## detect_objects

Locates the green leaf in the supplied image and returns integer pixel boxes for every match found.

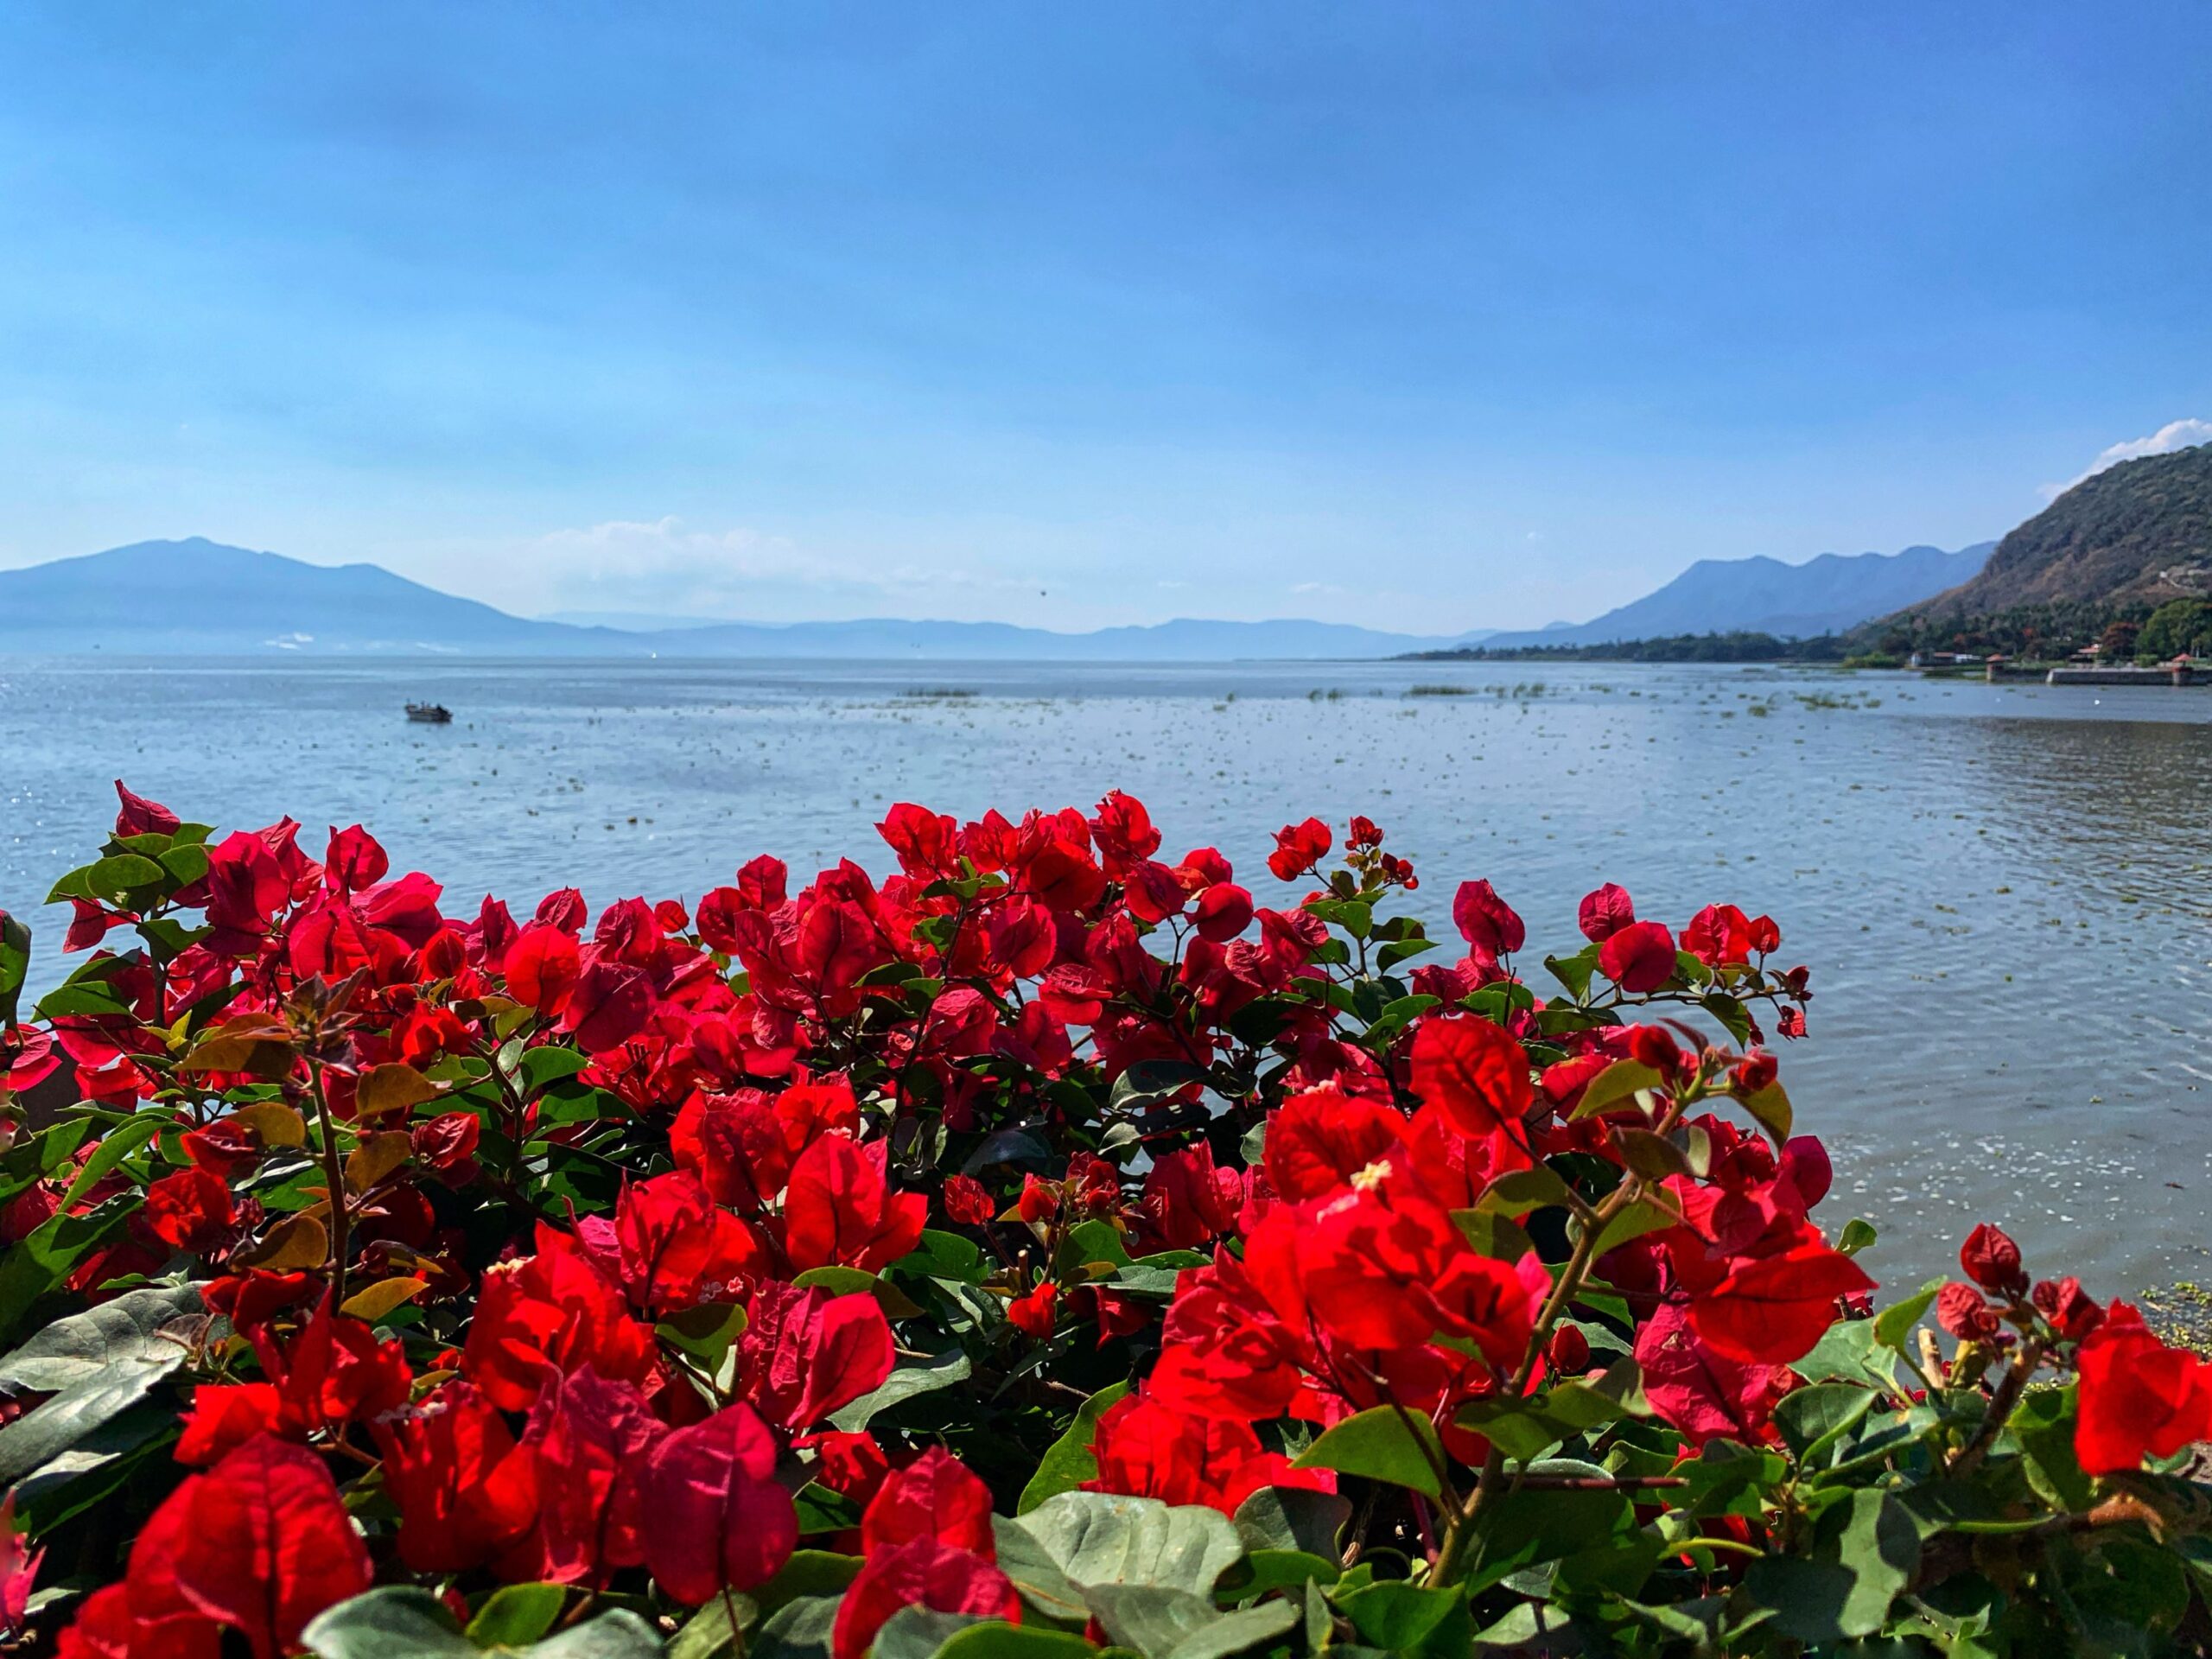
[1569,1058,1662,1120]
[1214,1549,1338,1605]
[1339,1581,1468,1656]
[1586,1198,1677,1258]
[1230,1486,1351,1560]
[931,1625,1099,1659]
[303,1586,663,1658]
[1544,945,1600,1001]
[518,1046,594,1094]
[791,1265,878,1298]
[874,1608,987,1659]
[2012,1384,2094,1513]
[84,854,166,902]
[669,1594,757,1659]
[1474,1164,1573,1217]
[1732,1078,1794,1143]
[1461,1358,1648,1461]
[1466,1458,1635,1593]
[1773,1383,1877,1464]
[896,1230,988,1287]
[1872,1277,1945,1351]
[1018,1380,1130,1513]
[0,911,29,1027]
[994,1493,1246,1623]
[59,1114,165,1211]
[1083,1586,1297,1659]
[0,1282,202,1393]
[0,1193,143,1342]
[753,1552,863,1618]
[1795,1316,1902,1395]
[1836,1217,1878,1257]
[1742,1490,1917,1642]
[1699,991,1752,1046]
[753,1598,842,1659]
[0,1284,204,1483]
[1451,1209,1535,1264]
[1292,1405,1446,1499]
[467,1585,569,1650]
[828,1345,971,1431]
[1109,1060,1207,1113]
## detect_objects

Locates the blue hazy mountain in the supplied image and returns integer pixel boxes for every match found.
[0,539,1466,659]
[1476,543,1997,648]
[0,538,574,654]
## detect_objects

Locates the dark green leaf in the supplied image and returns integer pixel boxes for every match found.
[828,1346,970,1431]
[1230,1486,1351,1560]
[1019,1381,1130,1514]
[1292,1405,1446,1498]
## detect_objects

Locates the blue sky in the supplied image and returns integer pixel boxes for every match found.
[2,3,2208,632]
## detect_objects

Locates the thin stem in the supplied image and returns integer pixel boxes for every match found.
[308,1061,351,1310]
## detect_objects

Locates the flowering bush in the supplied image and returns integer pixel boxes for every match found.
[0,783,2202,1656]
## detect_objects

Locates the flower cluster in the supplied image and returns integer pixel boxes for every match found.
[0,783,2199,1657]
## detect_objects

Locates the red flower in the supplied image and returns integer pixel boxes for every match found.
[1688,1244,1874,1365]
[943,1174,995,1227]
[1263,1089,1407,1203]
[113,780,181,836]
[639,1402,799,1603]
[1266,818,1332,882]
[463,1225,658,1411]
[1408,1015,1534,1164]
[505,924,582,1015]
[85,1433,371,1659]
[521,1367,664,1585]
[2075,1301,2212,1475]
[1008,1282,1059,1339]
[833,1539,1020,1659]
[1016,1173,1060,1224]
[1636,1300,1796,1446]
[143,1168,237,1255]
[1141,1142,1241,1250]
[1192,882,1255,944]
[1577,883,1635,943]
[1682,904,1755,968]
[560,957,654,1053]
[784,1133,926,1274]
[599,1169,764,1315]
[1960,1223,2026,1296]
[861,1446,995,1557]
[1452,879,1525,956]
[734,1282,895,1430]
[372,1382,538,1573]
[1598,920,1676,994]
[1089,1393,1333,1515]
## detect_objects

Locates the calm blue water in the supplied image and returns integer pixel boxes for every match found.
[4,654,2209,1298]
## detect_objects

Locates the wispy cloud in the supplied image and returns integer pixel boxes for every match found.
[2042,418,2212,499]
[497,517,1025,620]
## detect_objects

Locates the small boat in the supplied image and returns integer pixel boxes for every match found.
[404,702,453,724]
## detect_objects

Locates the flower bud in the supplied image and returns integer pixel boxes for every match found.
[1936,1281,2001,1343]
[1959,1224,2026,1296]
[1548,1325,1591,1374]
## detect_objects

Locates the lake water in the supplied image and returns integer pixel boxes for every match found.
[4,654,2209,1300]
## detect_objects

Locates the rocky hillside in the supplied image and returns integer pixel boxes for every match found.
[1911,442,2212,617]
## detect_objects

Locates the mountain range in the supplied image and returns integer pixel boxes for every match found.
[1478,543,1995,649]
[0,533,1994,660]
